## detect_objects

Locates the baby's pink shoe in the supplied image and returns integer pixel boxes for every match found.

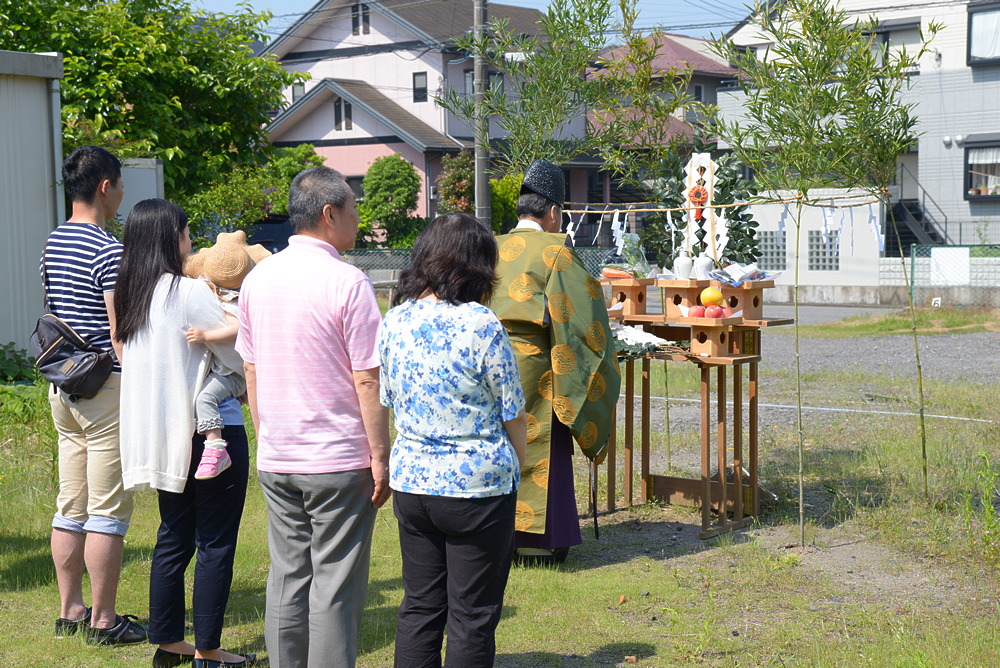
[195,440,231,480]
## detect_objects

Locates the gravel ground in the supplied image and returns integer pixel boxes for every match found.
[758,330,1000,383]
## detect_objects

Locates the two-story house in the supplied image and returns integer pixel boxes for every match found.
[715,0,1000,304]
[260,0,550,219]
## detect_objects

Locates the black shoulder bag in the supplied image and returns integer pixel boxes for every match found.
[29,247,116,400]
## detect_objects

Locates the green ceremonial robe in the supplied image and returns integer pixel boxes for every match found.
[491,229,621,535]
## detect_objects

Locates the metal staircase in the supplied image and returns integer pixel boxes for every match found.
[883,163,948,258]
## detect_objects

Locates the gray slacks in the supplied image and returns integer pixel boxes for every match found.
[259,468,377,668]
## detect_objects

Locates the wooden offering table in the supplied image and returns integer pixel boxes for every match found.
[600,277,792,539]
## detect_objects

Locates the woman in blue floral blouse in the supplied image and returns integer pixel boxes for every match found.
[378,213,527,667]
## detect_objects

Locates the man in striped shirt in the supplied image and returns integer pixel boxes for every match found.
[42,145,146,646]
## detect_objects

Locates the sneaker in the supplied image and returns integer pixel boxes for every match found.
[55,607,91,637]
[195,444,231,480]
[86,614,147,646]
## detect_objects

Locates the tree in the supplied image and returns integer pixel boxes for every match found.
[359,154,425,248]
[490,175,520,234]
[711,0,940,544]
[437,0,692,189]
[3,0,305,198]
[265,144,327,215]
[436,151,476,215]
[183,144,326,245]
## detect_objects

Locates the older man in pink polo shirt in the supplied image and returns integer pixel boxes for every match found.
[237,166,390,668]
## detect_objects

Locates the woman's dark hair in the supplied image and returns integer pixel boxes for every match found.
[114,199,189,344]
[393,213,498,307]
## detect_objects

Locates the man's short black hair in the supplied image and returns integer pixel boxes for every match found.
[62,146,122,205]
[516,192,559,220]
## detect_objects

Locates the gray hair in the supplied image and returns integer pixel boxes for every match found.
[288,166,352,233]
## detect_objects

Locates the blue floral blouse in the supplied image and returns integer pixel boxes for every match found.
[378,299,525,498]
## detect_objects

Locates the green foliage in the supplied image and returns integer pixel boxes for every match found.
[643,130,760,268]
[589,4,693,189]
[490,174,521,234]
[183,166,276,246]
[964,454,1000,565]
[437,0,616,178]
[0,383,49,425]
[181,144,325,245]
[710,0,940,201]
[3,0,306,199]
[265,144,327,215]
[436,151,475,215]
[0,343,36,384]
[437,0,691,186]
[359,154,425,248]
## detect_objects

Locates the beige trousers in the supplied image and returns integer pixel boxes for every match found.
[49,373,134,535]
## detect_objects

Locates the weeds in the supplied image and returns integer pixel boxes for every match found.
[963,453,1000,564]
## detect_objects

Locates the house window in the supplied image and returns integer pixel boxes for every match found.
[291,83,305,103]
[362,3,370,34]
[344,101,353,130]
[413,72,428,103]
[965,142,1000,199]
[335,99,343,131]
[489,71,504,96]
[692,84,703,102]
[464,69,474,97]
[346,177,364,203]
[352,4,359,35]
[808,230,839,271]
[758,231,787,271]
[969,3,1000,66]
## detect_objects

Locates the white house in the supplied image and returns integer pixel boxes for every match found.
[717,0,1000,305]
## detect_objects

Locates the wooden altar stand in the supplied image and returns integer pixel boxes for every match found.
[600,277,792,539]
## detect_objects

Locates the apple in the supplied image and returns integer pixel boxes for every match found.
[705,305,724,319]
[689,305,706,318]
[700,287,724,306]
[722,307,733,318]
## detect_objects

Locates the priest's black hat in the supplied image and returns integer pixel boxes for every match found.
[520,159,565,208]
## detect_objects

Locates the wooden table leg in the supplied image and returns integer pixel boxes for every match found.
[750,359,759,517]
[733,364,744,523]
[641,357,650,504]
[700,365,710,532]
[608,404,616,512]
[624,359,634,507]
[717,365,727,529]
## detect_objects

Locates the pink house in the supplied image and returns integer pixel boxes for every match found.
[260,0,544,218]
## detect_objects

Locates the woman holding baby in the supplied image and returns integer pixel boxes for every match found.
[115,199,258,668]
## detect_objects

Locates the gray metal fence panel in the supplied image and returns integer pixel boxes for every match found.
[910,244,1000,308]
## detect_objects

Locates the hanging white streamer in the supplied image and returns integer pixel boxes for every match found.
[715,211,729,261]
[821,199,833,255]
[613,209,626,255]
[835,207,844,255]
[848,206,855,256]
[563,210,576,244]
[777,205,788,246]
[592,205,610,246]
[868,203,883,251]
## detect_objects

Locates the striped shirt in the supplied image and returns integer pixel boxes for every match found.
[39,222,122,370]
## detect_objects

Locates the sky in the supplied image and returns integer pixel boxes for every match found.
[194,0,753,43]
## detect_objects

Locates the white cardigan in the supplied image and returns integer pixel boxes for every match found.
[120,275,244,493]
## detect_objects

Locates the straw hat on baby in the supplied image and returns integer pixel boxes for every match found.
[183,230,272,289]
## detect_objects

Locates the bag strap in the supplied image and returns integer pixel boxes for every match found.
[40,244,53,315]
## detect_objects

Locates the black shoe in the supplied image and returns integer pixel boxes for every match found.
[192,654,256,668]
[153,648,196,668]
[55,607,92,637]
[86,614,148,646]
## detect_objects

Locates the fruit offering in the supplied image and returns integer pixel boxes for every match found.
[700,287,724,306]
[704,305,724,319]
[689,305,706,318]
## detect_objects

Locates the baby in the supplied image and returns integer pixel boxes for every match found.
[183,231,270,479]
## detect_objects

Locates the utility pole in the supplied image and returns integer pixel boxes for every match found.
[474,0,491,229]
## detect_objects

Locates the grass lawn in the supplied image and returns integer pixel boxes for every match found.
[775,306,1000,338]
[4,310,1000,666]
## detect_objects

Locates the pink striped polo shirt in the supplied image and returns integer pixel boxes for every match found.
[236,235,382,474]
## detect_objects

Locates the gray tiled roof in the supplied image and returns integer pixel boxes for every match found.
[381,0,543,44]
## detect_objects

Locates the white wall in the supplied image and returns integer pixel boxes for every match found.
[0,51,63,350]
[117,159,164,224]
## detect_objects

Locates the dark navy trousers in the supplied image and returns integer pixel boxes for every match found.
[148,425,249,650]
